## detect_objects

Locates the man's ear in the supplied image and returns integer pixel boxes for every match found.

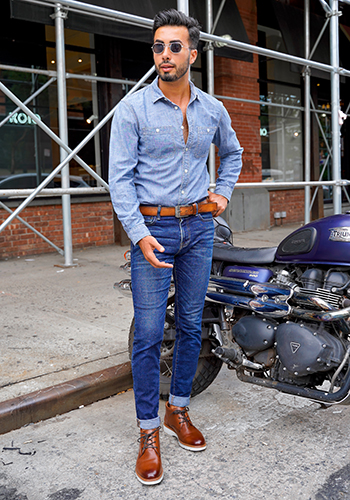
[190,49,198,65]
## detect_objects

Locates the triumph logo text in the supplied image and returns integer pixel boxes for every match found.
[329,227,350,242]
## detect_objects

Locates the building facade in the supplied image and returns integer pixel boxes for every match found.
[1,0,350,258]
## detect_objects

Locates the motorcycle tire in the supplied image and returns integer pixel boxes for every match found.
[128,297,223,400]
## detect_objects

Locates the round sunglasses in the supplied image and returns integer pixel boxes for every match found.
[151,42,192,54]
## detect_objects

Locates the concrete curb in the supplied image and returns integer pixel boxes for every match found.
[0,362,133,435]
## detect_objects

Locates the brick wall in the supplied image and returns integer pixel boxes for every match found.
[215,0,262,183]
[1,0,307,260]
[269,189,305,226]
[215,0,305,226]
[0,200,114,260]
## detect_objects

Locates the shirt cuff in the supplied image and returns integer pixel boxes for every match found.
[128,223,151,246]
[214,186,233,202]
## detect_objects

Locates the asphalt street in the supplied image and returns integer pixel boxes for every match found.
[1,221,350,499]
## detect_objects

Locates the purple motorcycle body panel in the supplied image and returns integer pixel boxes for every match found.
[223,265,274,283]
[275,213,350,265]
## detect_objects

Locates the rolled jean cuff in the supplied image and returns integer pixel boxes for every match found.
[169,393,190,408]
[137,416,161,430]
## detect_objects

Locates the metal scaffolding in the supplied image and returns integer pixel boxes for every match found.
[1,0,350,263]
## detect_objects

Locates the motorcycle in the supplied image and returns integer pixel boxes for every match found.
[118,212,350,405]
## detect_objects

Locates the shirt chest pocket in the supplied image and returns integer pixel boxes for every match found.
[141,126,176,160]
[193,126,217,159]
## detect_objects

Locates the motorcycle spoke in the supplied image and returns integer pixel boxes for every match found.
[161,360,173,378]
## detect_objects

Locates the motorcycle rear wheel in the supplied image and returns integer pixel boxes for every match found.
[128,298,223,400]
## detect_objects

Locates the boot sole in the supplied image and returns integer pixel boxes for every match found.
[135,469,164,486]
[163,424,207,452]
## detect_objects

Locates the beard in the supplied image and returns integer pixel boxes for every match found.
[156,55,190,82]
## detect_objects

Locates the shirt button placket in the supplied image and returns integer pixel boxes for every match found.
[181,137,189,203]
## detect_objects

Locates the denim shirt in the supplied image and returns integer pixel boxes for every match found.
[109,77,243,245]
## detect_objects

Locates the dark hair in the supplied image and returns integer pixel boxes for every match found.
[153,9,201,49]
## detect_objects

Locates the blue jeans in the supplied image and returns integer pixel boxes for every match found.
[131,212,214,430]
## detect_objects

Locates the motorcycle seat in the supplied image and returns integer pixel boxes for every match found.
[213,242,277,265]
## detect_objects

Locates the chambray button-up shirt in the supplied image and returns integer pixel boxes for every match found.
[109,77,243,245]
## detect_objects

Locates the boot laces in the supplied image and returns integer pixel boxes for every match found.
[172,407,192,426]
[138,427,160,454]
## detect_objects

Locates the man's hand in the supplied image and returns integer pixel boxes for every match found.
[208,191,228,217]
[138,235,173,269]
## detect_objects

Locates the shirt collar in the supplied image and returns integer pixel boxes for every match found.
[151,76,200,104]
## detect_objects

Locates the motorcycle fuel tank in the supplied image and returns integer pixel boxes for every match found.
[276,213,350,265]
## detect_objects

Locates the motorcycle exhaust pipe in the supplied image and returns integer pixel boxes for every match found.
[291,302,350,322]
[292,295,350,334]
[236,369,350,405]
[208,289,350,323]
[206,291,291,317]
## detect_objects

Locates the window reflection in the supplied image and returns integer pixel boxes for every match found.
[258,25,303,184]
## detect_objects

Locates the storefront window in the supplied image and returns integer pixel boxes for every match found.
[0,26,99,190]
[45,26,99,186]
[260,84,303,182]
[0,70,52,183]
[259,26,303,183]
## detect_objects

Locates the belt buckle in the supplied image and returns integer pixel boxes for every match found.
[175,204,189,218]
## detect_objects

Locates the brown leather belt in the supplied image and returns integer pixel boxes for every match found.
[139,200,217,218]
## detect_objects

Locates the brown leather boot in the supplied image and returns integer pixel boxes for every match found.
[164,402,206,451]
[135,427,163,485]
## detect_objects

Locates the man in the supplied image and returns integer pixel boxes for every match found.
[109,9,243,485]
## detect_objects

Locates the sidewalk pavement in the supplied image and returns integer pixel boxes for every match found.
[1,222,350,499]
[0,221,301,404]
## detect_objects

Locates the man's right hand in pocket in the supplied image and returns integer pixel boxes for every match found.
[138,236,173,269]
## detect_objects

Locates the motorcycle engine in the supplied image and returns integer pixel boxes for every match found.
[232,315,276,356]
[274,267,349,381]
[232,316,345,379]
[275,322,345,377]
[297,267,350,309]
[227,266,350,383]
